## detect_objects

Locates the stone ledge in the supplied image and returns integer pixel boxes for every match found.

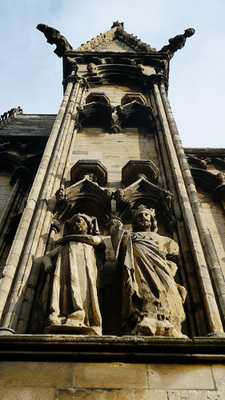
[0,335,224,362]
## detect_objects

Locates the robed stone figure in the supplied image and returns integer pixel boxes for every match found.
[30,213,104,335]
[110,205,186,337]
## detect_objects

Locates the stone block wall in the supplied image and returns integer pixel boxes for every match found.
[70,83,157,184]
[71,129,157,184]
[0,361,224,399]
[86,84,139,106]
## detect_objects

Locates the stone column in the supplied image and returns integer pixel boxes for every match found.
[16,79,86,334]
[0,73,86,334]
[159,80,225,328]
[151,77,224,335]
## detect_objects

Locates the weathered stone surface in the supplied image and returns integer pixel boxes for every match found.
[132,390,168,400]
[57,389,225,400]
[72,129,158,183]
[57,388,132,400]
[0,388,55,400]
[167,391,223,400]
[72,363,148,389]
[0,362,72,387]
[147,364,214,390]
[0,359,221,399]
[212,365,225,390]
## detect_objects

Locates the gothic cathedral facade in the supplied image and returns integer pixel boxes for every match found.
[0,22,224,399]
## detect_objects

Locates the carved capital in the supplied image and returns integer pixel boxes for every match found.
[114,170,175,231]
[122,160,159,186]
[71,160,108,186]
[147,73,167,89]
[78,77,90,88]
[51,218,61,232]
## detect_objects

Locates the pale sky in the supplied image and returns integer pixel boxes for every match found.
[0,0,224,147]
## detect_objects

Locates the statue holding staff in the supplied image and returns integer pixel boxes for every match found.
[110,205,186,336]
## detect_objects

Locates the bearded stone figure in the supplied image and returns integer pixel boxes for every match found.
[31,213,104,335]
[110,205,187,337]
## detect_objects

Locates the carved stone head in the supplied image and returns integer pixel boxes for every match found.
[184,28,195,38]
[55,185,65,201]
[132,204,158,232]
[216,172,225,185]
[66,213,99,235]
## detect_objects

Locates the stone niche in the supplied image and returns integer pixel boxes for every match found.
[28,158,186,339]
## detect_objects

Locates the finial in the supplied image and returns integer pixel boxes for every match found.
[111,21,124,30]
[0,106,23,126]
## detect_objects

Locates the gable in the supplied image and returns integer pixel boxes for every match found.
[76,22,155,53]
[91,39,135,53]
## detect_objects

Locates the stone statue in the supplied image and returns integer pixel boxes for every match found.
[87,63,97,74]
[36,24,72,57]
[159,28,195,58]
[31,213,104,335]
[110,106,121,133]
[110,205,186,337]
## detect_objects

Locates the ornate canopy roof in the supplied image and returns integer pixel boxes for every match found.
[37,21,195,58]
[36,22,195,89]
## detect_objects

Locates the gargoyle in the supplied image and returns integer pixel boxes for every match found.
[37,24,73,57]
[159,28,195,58]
